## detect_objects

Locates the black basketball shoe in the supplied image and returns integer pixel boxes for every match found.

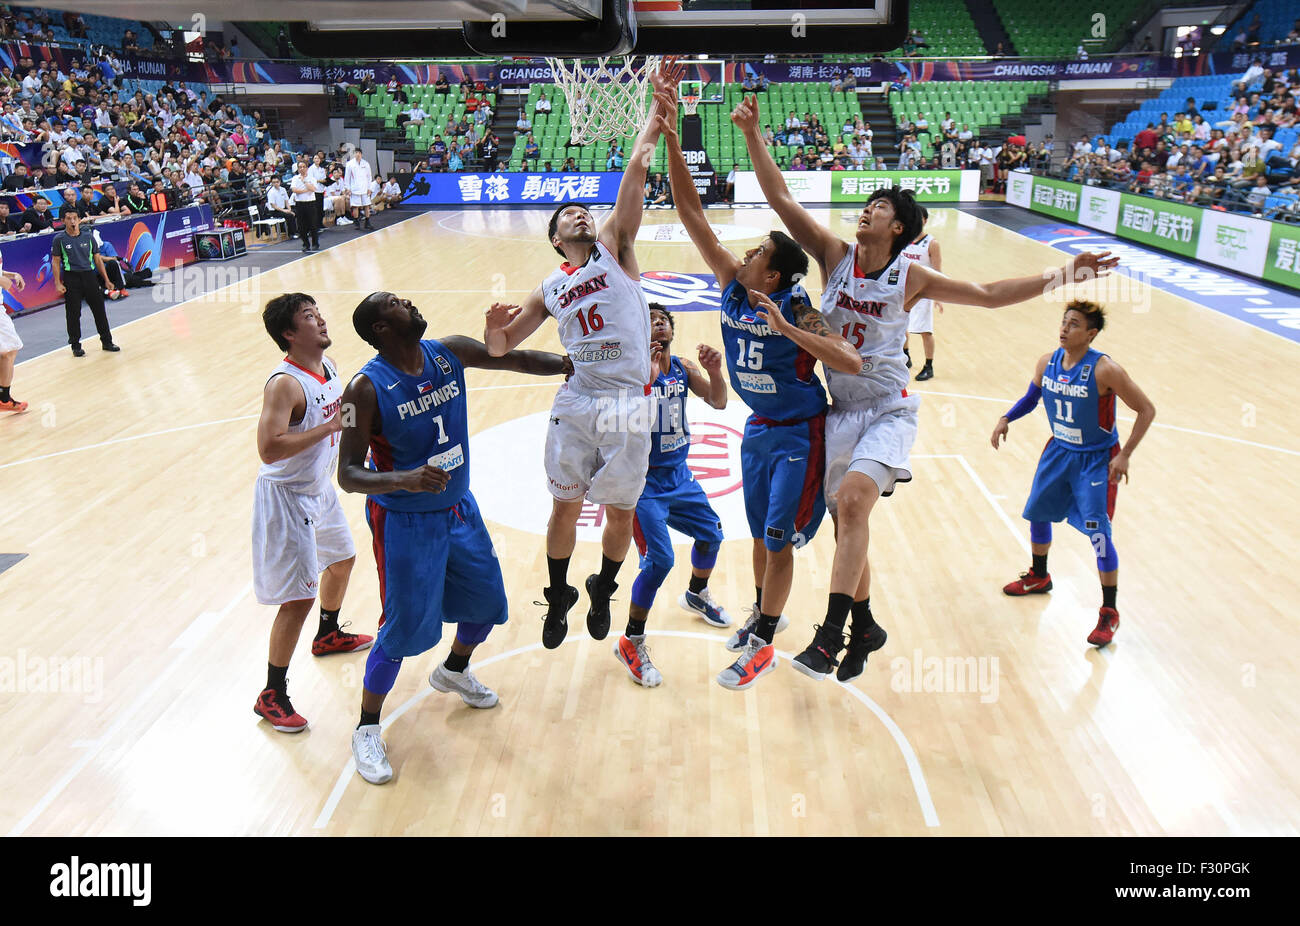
[585,574,618,641]
[792,624,847,680]
[837,622,888,683]
[539,584,579,649]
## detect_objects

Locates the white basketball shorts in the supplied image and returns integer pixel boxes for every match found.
[907,299,934,334]
[544,386,652,510]
[252,479,356,605]
[349,192,371,207]
[0,311,22,353]
[824,392,920,507]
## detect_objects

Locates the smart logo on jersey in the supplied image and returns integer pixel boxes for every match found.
[836,291,886,318]
[557,273,609,310]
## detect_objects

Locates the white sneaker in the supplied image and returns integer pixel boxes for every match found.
[351,724,392,784]
[613,633,663,687]
[725,604,790,652]
[336,216,353,226]
[429,662,499,708]
[679,587,733,627]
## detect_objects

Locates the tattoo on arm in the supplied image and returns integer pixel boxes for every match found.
[793,300,832,337]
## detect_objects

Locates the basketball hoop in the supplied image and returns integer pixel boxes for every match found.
[545,55,661,146]
[682,95,699,116]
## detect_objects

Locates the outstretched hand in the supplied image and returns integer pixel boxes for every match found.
[731,95,760,134]
[650,56,685,96]
[485,302,520,332]
[697,343,723,374]
[1067,250,1120,282]
[653,89,679,142]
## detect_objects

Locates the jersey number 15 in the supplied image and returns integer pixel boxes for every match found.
[734,338,764,370]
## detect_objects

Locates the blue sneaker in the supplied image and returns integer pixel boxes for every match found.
[725,605,790,652]
[679,588,732,628]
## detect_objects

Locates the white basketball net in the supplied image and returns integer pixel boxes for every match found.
[682,95,699,116]
[545,55,661,145]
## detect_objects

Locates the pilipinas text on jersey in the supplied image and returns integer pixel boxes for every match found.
[362,339,471,511]
[1040,347,1119,452]
[719,279,826,421]
[648,355,691,468]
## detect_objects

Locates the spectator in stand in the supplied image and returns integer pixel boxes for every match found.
[515,112,532,135]
[645,172,670,207]
[535,93,552,114]
[19,196,54,233]
[1135,123,1158,151]
[434,74,450,95]
[429,135,448,171]
[523,134,541,166]
[606,144,624,170]
[2,163,30,192]
[0,201,21,235]
[447,147,464,172]
[562,156,577,171]
[399,102,427,128]
[123,182,150,214]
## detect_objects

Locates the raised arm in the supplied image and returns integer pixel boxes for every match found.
[483,288,549,356]
[908,251,1120,309]
[750,288,861,374]
[442,334,571,377]
[683,344,727,409]
[336,372,449,496]
[657,88,741,287]
[599,56,684,271]
[1097,357,1156,483]
[733,94,848,277]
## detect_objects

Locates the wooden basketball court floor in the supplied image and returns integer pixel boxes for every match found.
[2,206,1297,837]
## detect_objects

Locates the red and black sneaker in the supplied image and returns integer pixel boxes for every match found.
[1003,570,1053,596]
[1088,607,1120,646]
[312,622,374,656]
[253,688,308,733]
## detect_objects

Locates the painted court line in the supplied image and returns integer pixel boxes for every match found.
[9,580,251,837]
[313,630,941,831]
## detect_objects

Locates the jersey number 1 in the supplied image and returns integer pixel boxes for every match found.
[575,305,604,336]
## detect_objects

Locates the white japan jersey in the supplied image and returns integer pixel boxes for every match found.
[257,357,343,496]
[819,245,912,406]
[901,234,933,268]
[543,240,651,395]
[901,233,935,311]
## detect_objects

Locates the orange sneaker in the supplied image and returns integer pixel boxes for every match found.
[614,633,662,687]
[0,398,28,413]
[1088,607,1120,646]
[1003,570,1053,596]
[312,623,374,656]
[716,635,777,690]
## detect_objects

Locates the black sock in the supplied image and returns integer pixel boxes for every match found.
[358,708,380,728]
[756,612,780,642]
[0,386,9,402]
[1102,584,1117,609]
[1032,553,1049,577]
[625,617,646,637]
[444,650,470,673]
[547,555,570,590]
[316,607,340,638]
[688,573,708,594]
[266,662,288,693]
[755,586,763,610]
[597,554,622,588]
[851,598,877,633]
[825,592,853,632]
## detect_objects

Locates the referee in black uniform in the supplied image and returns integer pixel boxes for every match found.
[51,208,119,357]
[290,160,321,252]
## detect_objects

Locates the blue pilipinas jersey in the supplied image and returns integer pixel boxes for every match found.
[1040,347,1119,452]
[719,279,826,421]
[648,355,691,469]
[363,340,470,511]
